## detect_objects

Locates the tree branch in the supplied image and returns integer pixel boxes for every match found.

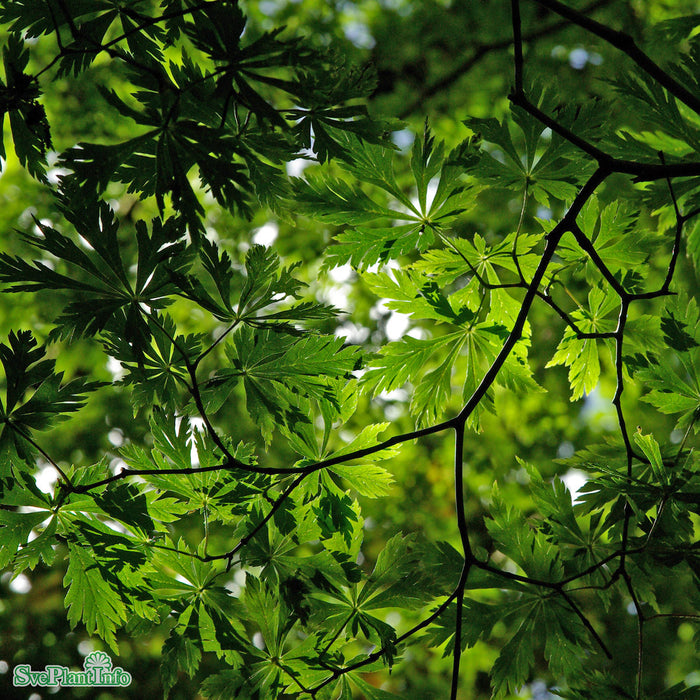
[530,0,700,116]
[398,0,615,119]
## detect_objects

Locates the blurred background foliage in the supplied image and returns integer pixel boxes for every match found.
[0,0,699,698]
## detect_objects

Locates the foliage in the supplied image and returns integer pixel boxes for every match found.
[1,1,700,699]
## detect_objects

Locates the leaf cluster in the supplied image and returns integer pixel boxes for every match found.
[0,2,700,700]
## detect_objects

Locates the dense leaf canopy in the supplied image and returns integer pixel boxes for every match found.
[1,1,700,699]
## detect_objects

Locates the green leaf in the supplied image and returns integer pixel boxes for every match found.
[103,314,202,412]
[329,462,395,497]
[557,196,658,282]
[422,597,499,655]
[486,488,563,581]
[13,516,59,573]
[224,326,360,442]
[661,314,699,352]
[633,429,668,485]
[410,335,464,426]
[0,508,50,569]
[55,10,119,77]
[0,331,102,462]
[608,71,700,156]
[327,424,397,497]
[639,294,700,431]
[362,332,461,397]
[161,628,203,698]
[244,576,285,653]
[413,231,541,288]
[297,129,474,270]
[0,1,110,38]
[363,269,471,325]
[64,542,127,652]
[174,241,336,329]
[349,674,404,700]
[524,462,586,548]
[411,121,444,212]
[0,199,191,343]
[200,670,252,700]
[238,244,305,319]
[491,617,536,698]
[322,224,435,271]
[92,482,156,533]
[292,173,406,227]
[541,601,589,679]
[313,490,362,549]
[546,286,618,400]
[0,34,51,179]
[359,533,434,611]
[290,62,395,162]
[465,86,593,205]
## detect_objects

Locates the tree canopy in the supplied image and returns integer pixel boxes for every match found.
[1,1,699,698]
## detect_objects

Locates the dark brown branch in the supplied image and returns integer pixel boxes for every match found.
[611,299,636,577]
[530,0,700,116]
[621,567,646,698]
[450,424,472,699]
[69,413,459,495]
[398,0,614,119]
